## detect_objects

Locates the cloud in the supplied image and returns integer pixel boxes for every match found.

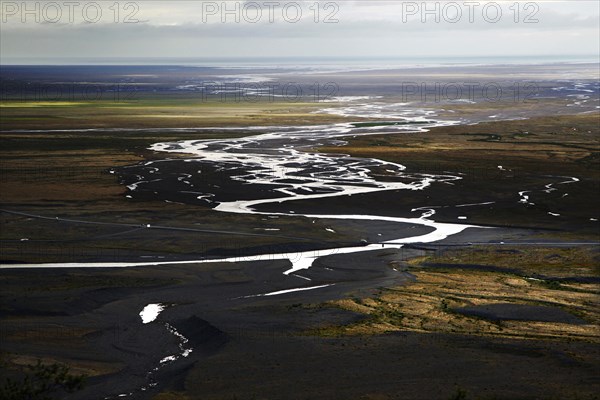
[1,0,598,62]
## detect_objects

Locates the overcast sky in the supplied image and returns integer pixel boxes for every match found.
[1,1,598,64]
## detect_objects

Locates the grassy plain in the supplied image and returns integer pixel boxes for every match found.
[0,99,344,130]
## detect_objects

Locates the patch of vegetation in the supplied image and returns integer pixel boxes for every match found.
[308,246,599,342]
[448,387,469,400]
[541,279,564,290]
[0,360,86,400]
[152,392,191,400]
[422,245,599,280]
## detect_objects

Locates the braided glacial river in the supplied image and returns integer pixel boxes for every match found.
[3,103,480,279]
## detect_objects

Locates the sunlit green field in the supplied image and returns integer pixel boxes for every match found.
[0,99,346,130]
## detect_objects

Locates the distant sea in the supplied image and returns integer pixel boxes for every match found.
[2,55,598,67]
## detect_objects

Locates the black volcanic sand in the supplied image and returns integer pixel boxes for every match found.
[2,226,599,400]
[454,303,587,325]
[117,159,293,205]
[181,333,600,400]
[0,248,417,399]
[0,209,435,264]
[251,175,599,233]
[117,155,599,238]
